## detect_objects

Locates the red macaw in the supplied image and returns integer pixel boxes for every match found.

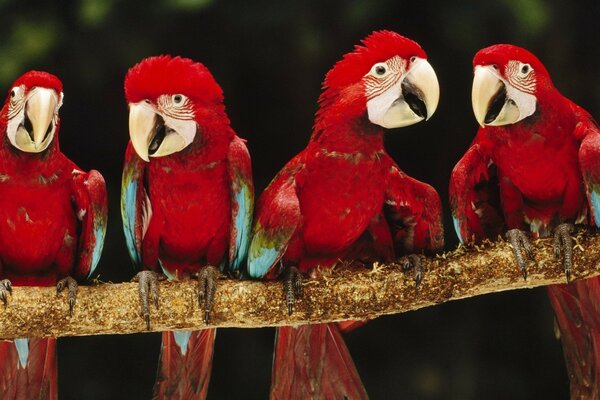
[247,30,443,399]
[121,55,253,399]
[450,44,600,398]
[0,71,107,399]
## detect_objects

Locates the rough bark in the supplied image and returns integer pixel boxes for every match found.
[1,229,599,339]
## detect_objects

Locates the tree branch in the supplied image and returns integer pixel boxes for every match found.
[1,229,600,339]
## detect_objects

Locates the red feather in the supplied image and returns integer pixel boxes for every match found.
[123,56,253,399]
[0,71,107,398]
[0,339,57,400]
[451,44,600,398]
[271,324,368,400]
[153,331,216,400]
[250,31,443,398]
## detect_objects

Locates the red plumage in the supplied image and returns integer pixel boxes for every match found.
[450,44,600,398]
[249,31,443,399]
[0,71,107,399]
[123,55,253,399]
[154,331,215,399]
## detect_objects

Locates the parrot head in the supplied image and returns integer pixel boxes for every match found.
[124,55,227,161]
[471,44,553,127]
[317,30,439,130]
[2,71,63,153]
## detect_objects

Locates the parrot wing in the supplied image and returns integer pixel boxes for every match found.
[271,324,368,400]
[121,142,151,268]
[71,168,108,279]
[227,136,254,274]
[449,131,504,244]
[247,156,304,279]
[385,163,444,253]
[574,102,600,227]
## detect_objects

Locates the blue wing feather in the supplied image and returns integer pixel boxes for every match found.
[121,142,149,269]
[247,166,302,279]
[227,137,254,274]
[72,169,108,279]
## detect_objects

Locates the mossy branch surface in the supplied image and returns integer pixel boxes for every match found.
[1,229,600,339]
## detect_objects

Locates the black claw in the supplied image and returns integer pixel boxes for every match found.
[133,271,161,330]
[283,266,302,315]
[397,254,423,288]
[553,223,575,283]
[0,279,11,306]
[56,277,78,316]
[198,265,219,325]
[506,229,534,280]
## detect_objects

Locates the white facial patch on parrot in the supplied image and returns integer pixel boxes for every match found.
[365,57,439,129]
[128,95,197,161]
[6,86,62,153]
[472,63,537,127]
[150,114,196,158]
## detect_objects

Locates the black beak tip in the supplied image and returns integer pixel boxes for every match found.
[484,83,507,124]
[401,80,427,120]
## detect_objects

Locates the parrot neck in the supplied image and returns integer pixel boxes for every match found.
[486,92,575,143]
[157,119,234,167]
[312,84,383,149]
[0,134,63,178]
[311,112,385,154]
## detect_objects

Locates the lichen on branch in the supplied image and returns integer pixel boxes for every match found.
[1,229,599,339]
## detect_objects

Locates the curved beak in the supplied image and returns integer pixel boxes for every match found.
[366,58,440,129]
[472,65,505,127]
[403,58,440,121]
[129,102,158,162]
[26,88,58,150]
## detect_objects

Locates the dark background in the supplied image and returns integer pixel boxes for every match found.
[1,0,599,398]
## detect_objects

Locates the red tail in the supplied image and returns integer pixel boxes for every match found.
[271,323,368,400]
[548,277,600,400]
[0,338,57,400]
[153,329,216,400]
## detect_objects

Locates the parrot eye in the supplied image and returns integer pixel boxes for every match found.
[371,62,389,78]
[8,86,24,104]
[172,94,184,105]
[520,64,531,75]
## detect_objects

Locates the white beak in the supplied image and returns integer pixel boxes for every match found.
[472,65,536,127]
[366,58,440,129]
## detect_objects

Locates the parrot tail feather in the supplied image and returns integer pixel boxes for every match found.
[0,337,57,400]
[153,329,216,400]
[271,323,368,400]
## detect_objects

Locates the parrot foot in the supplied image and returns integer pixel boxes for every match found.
[506,229,534,280]
[397,254,423,288]
[553,223,575,283]
[198,265,219,325]
[283,266,303,315]
[0,279,12,306]
[56,276,78,316]
[132,271,161,330]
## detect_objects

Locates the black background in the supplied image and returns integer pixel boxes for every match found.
[1,0,599,398]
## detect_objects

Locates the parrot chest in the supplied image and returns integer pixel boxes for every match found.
[298,149,389,255]
[148,161,231,263]
[0,179,76,273]
[492,134,585,225]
